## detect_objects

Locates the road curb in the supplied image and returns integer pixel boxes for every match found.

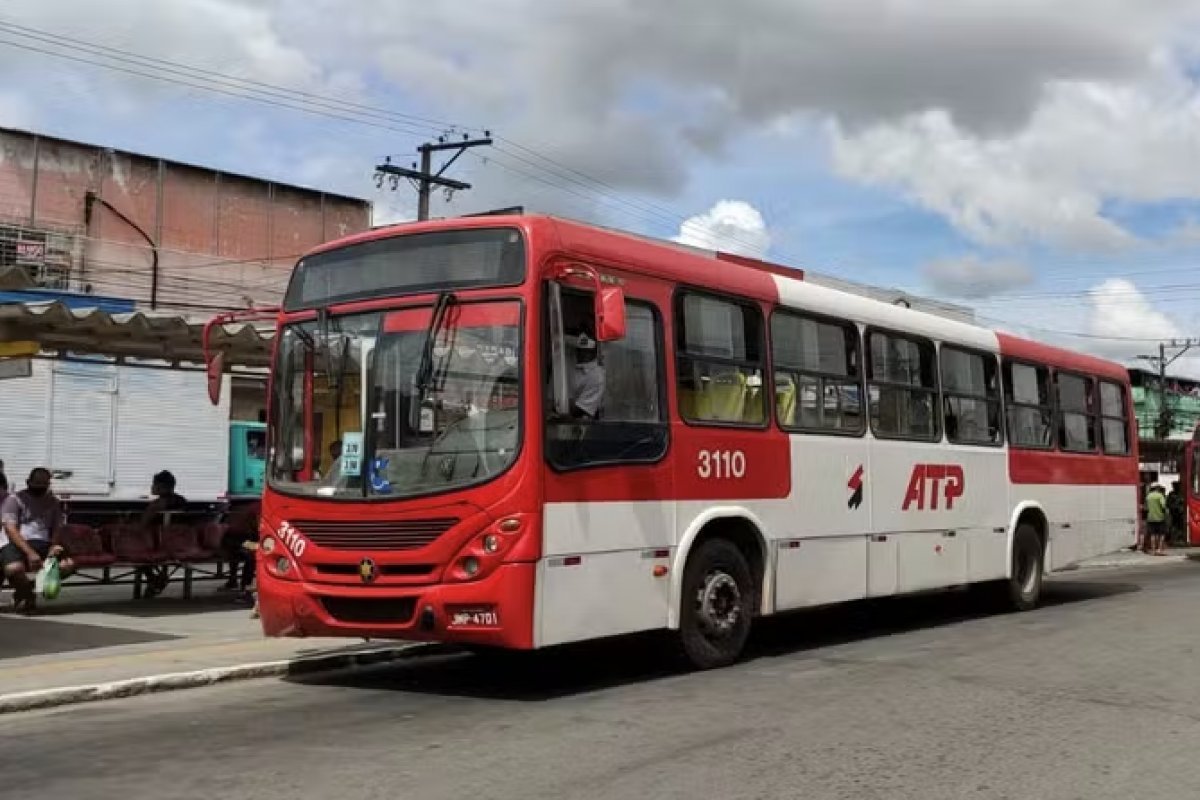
[1071,554,1190,570]
[0,642,437,715]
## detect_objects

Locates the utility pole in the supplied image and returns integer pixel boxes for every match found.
[1138,339,1200,439]
[375,133,493,221]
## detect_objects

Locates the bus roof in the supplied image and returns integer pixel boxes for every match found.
[307,213,1129,381]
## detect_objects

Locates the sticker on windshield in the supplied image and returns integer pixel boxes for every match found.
[341,432,364,477]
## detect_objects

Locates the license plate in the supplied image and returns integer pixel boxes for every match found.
[449,608,500,627]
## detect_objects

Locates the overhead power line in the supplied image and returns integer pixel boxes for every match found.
[0,19,780,260]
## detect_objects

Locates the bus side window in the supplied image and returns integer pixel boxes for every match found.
[866,330,939,441]
[1099,380,1130,455]
[771,310,862,434]
[941,346,1002,445]
[1056,371,1098,453]
[1004,361,1053,449]
[675,292,765,426]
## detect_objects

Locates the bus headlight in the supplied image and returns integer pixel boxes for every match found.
[460,556,480,577]
[483,535,500,553]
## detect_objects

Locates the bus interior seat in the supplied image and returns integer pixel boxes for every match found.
[775,374,797,427]
[742,372,766,424]
[705,370,747,422]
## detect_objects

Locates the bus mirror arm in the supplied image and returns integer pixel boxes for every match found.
[202,307,280,406]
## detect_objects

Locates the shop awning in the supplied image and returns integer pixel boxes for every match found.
[0,301,274,368]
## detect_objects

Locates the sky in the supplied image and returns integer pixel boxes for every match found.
[3,0,1200,373]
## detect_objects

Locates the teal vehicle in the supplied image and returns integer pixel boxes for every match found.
[228,421,267,498]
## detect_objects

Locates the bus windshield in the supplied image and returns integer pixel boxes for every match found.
[268,300,521,500]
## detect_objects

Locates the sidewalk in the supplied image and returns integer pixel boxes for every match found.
[1070,546,1197,570]
[0,583,427,714]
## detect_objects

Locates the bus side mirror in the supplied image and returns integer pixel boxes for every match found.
[206,352,225,405]
[596,286,626,342]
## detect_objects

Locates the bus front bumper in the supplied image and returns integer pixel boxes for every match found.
[257,561,536,649]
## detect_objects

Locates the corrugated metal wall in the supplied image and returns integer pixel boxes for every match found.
[0,359,233,500]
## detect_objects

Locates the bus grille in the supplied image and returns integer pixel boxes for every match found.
[293,518,459,551]
[320,596,416,624]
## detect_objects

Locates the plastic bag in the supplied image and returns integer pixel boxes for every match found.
[36,556,62,600]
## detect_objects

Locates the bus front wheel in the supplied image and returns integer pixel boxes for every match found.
[677,538,753,670]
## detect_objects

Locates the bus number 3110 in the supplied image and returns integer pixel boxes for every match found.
[697,449,747,480]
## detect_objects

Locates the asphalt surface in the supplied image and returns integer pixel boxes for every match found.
[0,617,175,659]
[5,563,1200,800]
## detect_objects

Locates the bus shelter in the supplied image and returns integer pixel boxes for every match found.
[0,300,273,369]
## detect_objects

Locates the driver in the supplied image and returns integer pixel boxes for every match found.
[569,330,605,420]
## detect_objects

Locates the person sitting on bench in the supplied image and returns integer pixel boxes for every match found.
[1,467,75,613]
[137,470,187,599]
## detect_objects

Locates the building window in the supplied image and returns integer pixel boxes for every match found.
[546,294,667,470]
[1004,361,1053,449]
[1099,380,1130,455]
[1056,372,1098,452]
[676,292,766,426]
[941,346,1002,445]
[867,331,940,440]
[770,311,862,433]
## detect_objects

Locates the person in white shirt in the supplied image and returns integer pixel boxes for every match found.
[569,331,605,420]
[1,467,73,613]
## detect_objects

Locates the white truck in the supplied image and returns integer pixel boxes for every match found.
[1,358,233,503]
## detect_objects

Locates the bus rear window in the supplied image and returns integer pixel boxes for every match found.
[284,228,525,311]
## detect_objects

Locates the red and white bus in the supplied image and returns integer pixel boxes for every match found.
[207,215,1139,668]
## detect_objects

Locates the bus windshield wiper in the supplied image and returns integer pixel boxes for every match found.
[412,291,457,426]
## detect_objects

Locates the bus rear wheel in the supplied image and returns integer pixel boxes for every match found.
[677,538,753,670]
[1003,523,1044,611]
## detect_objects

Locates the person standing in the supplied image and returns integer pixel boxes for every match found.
[1145,483,1169,556]
[1168,481,1185,544]
[1,467,74,613]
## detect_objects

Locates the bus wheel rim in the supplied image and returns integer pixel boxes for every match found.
[696,571,741,635]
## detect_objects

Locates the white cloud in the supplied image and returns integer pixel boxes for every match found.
[6,1,1199,201]
[674,200,770,258]
[923,255,1034,298]
[832,53,1200,250]
[1087,277,1183,360]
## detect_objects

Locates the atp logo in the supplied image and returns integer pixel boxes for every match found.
[902,464,965,511]
[847,465,864,510]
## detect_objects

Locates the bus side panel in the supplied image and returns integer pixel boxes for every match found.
[1008,449,1139,570]
[1007,483,1134,570]
[773,435,871,609]
[869,439,1010,593]
[1101,484,1139,555]
[537,499,675,648]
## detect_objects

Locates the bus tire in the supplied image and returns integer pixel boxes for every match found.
[677,538,753,670]
[1004,523,1044,611]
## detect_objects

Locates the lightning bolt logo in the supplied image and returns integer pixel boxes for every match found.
[848,465,864,510]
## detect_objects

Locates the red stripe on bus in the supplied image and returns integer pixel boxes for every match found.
[1008,450,1139,486]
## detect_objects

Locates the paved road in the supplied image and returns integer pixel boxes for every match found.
[5,563,1200,800]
